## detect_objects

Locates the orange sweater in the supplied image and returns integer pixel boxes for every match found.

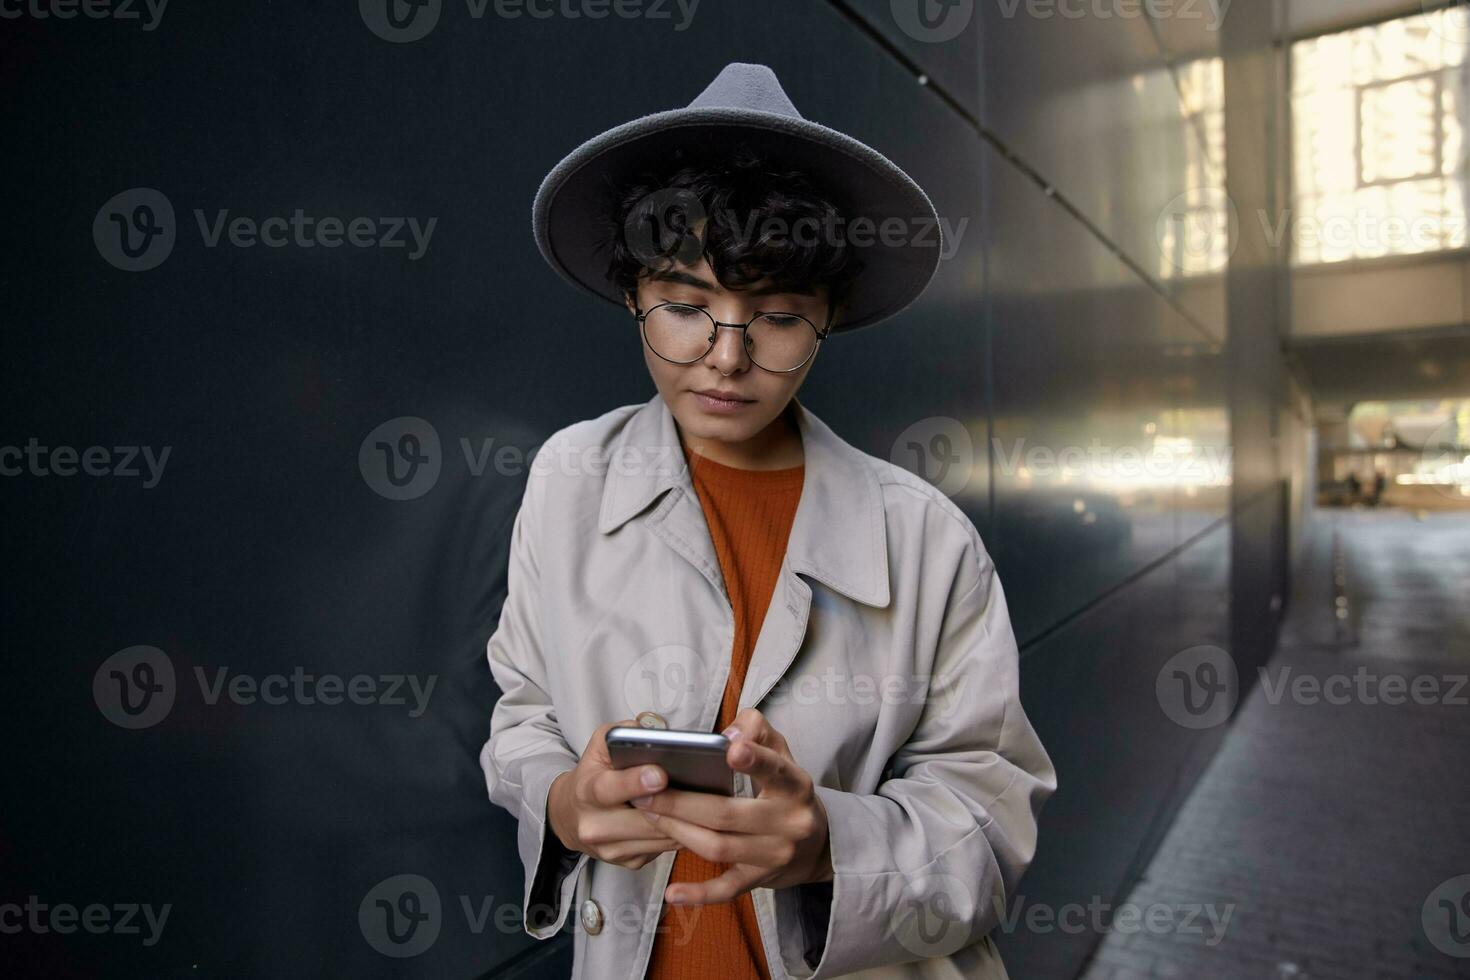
[642,444,805,980]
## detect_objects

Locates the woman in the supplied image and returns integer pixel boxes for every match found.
[482,62,1056,980]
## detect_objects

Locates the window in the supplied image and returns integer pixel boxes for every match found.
[1292,8,1470,264]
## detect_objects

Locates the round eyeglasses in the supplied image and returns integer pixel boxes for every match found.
[635,302,829,374]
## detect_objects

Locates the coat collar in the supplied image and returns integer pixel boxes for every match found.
[597,391,891,608]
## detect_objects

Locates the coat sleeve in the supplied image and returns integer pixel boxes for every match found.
[478,453,592,940]
[771,537,1057,978]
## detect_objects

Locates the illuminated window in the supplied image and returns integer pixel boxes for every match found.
[1156,57,1227,280]
[1292,8,1470,264]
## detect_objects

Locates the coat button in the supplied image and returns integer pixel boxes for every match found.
[580,898,604,935]
[635,710,668,730]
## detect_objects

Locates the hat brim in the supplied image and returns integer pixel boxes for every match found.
[531,107,942,333]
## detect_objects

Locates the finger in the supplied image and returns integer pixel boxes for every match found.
[631,786,783,833]
[590,718,640,763]
[603,837,683,860]
[587,762,668,807]
[640,810,792,869]
[666,864,768,907]
[727,737,806,797]
[721,707,769,747]
[734,707,792,758]
[583,807,683,845]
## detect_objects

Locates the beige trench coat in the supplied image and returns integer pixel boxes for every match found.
[480,391,1056,979]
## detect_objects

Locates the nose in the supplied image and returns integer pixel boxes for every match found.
[704,318,752,375]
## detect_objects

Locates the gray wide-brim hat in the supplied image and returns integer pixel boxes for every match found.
[531,62,942,333]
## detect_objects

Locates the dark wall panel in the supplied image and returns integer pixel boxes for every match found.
[5,1,1296,978]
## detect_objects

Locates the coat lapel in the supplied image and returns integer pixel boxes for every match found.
[597,390,892,712]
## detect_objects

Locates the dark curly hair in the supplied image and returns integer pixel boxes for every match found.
[599,139,866,331]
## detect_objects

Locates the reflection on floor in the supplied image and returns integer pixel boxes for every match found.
[1079,510,1470,979]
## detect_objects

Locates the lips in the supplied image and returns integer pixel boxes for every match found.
[693,390,753,403]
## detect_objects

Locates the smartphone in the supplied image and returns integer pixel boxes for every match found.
[605,726,736,797]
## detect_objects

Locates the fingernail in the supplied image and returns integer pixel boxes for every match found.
[721,725,742,740]
[632,795,652,807]
[642,809,659,821]
[641,767,662,789]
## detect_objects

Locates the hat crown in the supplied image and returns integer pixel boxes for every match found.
[686,62,803,119]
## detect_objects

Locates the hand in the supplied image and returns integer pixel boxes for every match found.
[631,707,832,906]
[548,719,683,870]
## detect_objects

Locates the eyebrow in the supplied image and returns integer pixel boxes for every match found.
[646,269,818,297]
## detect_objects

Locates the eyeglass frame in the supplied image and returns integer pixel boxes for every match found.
[633,300,833,374]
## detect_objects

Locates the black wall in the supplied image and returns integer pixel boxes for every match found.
[3,2,1297,977]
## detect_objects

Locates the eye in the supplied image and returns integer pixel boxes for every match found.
[758,314,806,328]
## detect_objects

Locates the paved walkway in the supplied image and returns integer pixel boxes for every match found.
[1079,509,1470,979]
